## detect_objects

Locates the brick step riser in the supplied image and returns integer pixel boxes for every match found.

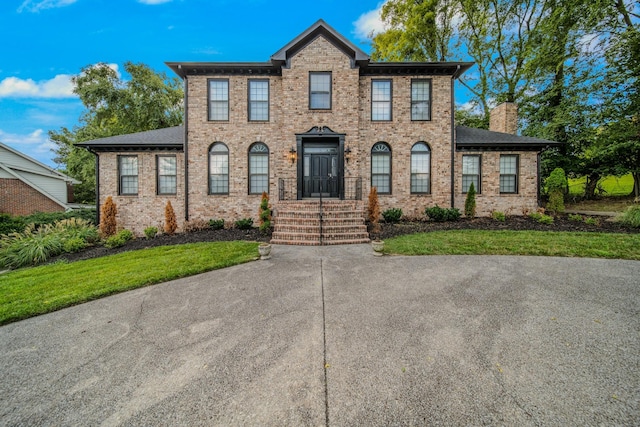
[274,226,367,234]
[275,218,365,226]
[276,211,365,219]
[272,234,369,242]
[276,204,364,212]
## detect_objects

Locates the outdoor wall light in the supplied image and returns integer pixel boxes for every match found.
[345,147,352,163]
[288,147,297,164]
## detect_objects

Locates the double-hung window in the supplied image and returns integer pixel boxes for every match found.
[248,80,269,121]
[462,155,481,193]
[309,72,331,109]
[500,155,519,193]
[157,155,177,195]
[209,143,229,194]
[118,155,138,195]
[411,79,431,121]
[249,142,269,194]
[410,142,431,194]
[209,79,229,121]
[371,142,391,194]
[371,80,392,121]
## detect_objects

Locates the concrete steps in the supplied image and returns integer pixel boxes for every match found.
[271,200,370,246]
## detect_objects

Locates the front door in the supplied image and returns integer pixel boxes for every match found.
[303,144,339,198]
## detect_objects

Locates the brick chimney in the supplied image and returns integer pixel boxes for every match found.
[489,102,518,135]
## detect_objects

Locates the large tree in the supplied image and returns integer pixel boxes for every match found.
[50,62,183,203]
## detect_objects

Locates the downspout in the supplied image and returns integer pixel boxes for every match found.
[88,147,100,226]
[450,66,459,208]
[182,69,189,222]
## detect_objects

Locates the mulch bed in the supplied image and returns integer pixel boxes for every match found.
[53,214,636,264]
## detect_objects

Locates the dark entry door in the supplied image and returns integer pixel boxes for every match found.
[303,145,339,198]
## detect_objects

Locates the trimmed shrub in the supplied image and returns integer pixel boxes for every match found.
[491,211,506,222]
[546,168,568,214]
[258,192,272,234]
[209,219,224,230]
[164,201,177,235]
[63,237,87,253]
[425,205,461,222]
[617,205,640,228]
[104,229,134,249]
[99,196,118,237]
[464,182,477,218]
[382,208,403,223]
[368,187,381,234]
[235,218,254,230]
[144,226,158,239]
[183,219,210,232]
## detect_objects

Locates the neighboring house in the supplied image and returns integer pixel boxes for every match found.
[78,19,559,243]
[0,142,80,216]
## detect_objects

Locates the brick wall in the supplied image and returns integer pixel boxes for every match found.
[0,178,65,216]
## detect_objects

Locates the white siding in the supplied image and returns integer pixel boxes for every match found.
[19,171,68,205]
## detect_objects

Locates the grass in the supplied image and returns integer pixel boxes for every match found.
[384,230,640,260]
[568,174,634,197]
[0,241,259,325]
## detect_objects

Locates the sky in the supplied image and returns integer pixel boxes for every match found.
[0,0,389,168]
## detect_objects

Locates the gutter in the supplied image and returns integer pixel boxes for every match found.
[183,71,189,222]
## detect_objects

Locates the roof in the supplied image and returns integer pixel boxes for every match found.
[455,126,561,151]
[0,142,79,184]
[167,19,473,79]
[76,126,184,152]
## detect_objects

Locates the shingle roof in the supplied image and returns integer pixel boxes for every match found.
[456,126,561,151]
[76,126,184,152]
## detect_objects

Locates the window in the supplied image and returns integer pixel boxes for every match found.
[248,80,269,121]
[371,142,391,194]
[157,155,177,195]
[118,155,138,195]
[371,80,392,121]
[500,155,519,193]
[462,155,481,193]
[209,143,229,194]
[208,79,229,121]
[411,79,431,121]
[309,72,331,109]
[249,142,269,194]
[410,142,431,194]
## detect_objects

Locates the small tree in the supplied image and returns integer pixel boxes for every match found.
[546,168,568,214]
[258,191,272,234]
[99,196,117,237]
[368,186,381,235]
[464,182,477,218]
[164,200,177,235]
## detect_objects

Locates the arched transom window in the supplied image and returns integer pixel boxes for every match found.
[371,142,391,194]
[209,142,229,194]
[249,142,269,194]
[411,142,431,194]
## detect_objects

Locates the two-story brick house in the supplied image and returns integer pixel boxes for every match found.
[79,20,558,244]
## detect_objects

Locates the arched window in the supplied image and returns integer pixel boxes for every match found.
[209,142,229,194]
[371,142,391,194]
[411,142,431,194]
[248,142,269,194]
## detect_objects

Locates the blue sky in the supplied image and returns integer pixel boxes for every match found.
[0,0,388,167]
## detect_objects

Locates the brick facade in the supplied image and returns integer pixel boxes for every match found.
[88,21,551,235]
[0,178,65,216]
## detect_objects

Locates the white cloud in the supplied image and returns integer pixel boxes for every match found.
[353,2,387,41]
[0,74,75,99]
[17,0,77,13]
[0,129,57,166]
[138,0,172,4]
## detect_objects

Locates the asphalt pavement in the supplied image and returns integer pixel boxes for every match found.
[1,245,639,426]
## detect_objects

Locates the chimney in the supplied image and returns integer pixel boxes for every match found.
[489,102,518,135]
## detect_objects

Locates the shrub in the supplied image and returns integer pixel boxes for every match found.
[258,192,272,234]
[491,211,506,222]
[104,229,134,249]
[546,168,567,214]
[209,219,225,230]
[368,187,381,234]
[235,218,254,230]
[63,237,87,253]
[464,182,477,218]
[144,226,158,239]
[164,201,177,235]
[584,216,600,226]
[425,205,461,222]
[100,196,118,237]
[382,208,403,223]
[617,205,640,228]
[529,212,554,224]
[183,219,210,233]
[568,213,583,222]
[0,213,26,236]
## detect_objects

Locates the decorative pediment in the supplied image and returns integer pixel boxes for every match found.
[271,19,369,69]
[296,126,345,137]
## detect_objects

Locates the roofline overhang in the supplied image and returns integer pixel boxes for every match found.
[75,143,184,152]
[361,62,474,78]
[456,141,563,151]
[166,62,280,78]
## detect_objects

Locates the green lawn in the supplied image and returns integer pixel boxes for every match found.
[568,174,634,196]
[384,230,640,259]
[0,241,259,325]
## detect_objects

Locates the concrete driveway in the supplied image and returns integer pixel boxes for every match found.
[1,245,639,426]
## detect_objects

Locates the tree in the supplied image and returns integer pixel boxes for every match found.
[464,182,476,218]
[50,62,184,203]
[99,196,117,237]
[164,201,177,235]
